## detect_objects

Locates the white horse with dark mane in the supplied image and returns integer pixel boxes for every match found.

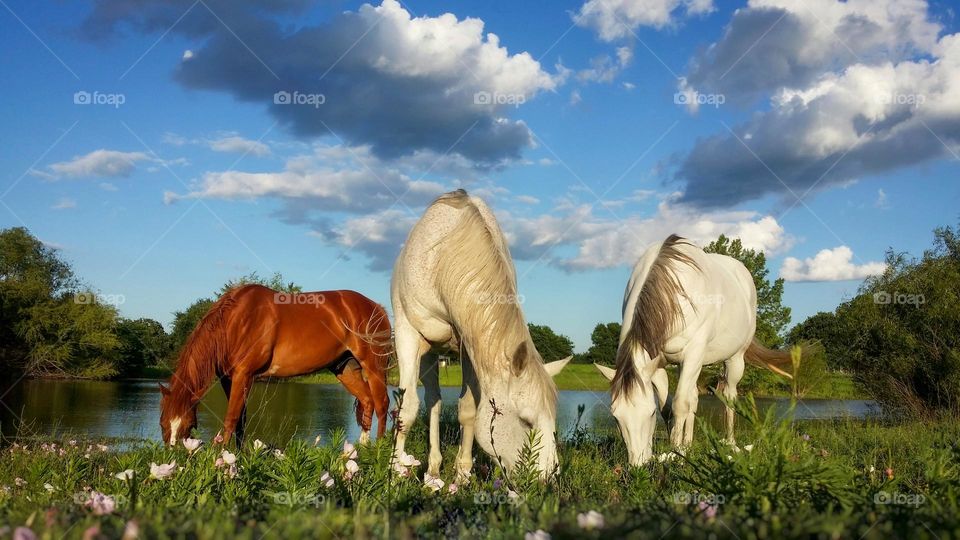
[595,234,792,465]
[392,189,571,478]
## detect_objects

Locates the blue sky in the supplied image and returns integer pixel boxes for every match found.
[1,0,958,350]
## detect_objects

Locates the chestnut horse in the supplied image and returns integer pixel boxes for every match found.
[159,284,391,446]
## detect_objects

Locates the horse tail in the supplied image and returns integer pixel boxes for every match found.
[745,339,796,379]
[614,235,700,400]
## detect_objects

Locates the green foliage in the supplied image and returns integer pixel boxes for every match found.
[836,223,960,416]
[577,322,621,365]
[0,227,119,378]
[527,323,574,361]
[786,311,850,369]
[115,318,172,376]
[791,342,829,399]
[219,271,302,297]
[169,298,214,354]
[704,234,791,347]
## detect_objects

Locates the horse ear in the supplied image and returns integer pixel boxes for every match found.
[511,342,528,375]
[543,356,572,377]
[594,363,616,382]
[158,383,171,396]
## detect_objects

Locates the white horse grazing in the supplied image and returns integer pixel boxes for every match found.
[392,189,571,478]
[595,235,792,465]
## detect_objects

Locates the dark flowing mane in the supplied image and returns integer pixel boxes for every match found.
[613,235,700,400]
[166,288,241,407]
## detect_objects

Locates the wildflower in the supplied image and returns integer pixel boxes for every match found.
[698,500,718,520]
[149,461,176,480]
[344,459,359,480]
[253,439,266,451]
[393,461,410,477]
[114,469,135,481]
[85,491,116,516]
[423,473,444,493]
[221,450,237,465]
[801,433,811,441]
[97,444,109,452]
[213,431,224,444]
[524,529,550,540]
[448,483,458,495]
[493,479,503,489]
[43,483,55,492]
[342,441,357,460]
[656,452,677,463]
[273,449,285,459]
[121,520,139,540]
[215,457,224,468]
[69,440,77,447]
[819,448,830,458]
[885,467,894,480]
[182,438,202,453]
[314,434,322,446]
[577,510,605,530]
[320,472,335,488]
[226,464,238,479]
[14,478,25,487]
[507,490,519,501]
[743,444,754,452]
[13,527,36,540]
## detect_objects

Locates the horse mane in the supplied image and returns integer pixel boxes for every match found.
[613,234,700,400]
[431,189,558,412]
[167,287,241,407]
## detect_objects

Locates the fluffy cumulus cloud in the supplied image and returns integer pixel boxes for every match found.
[166,144,447,216]
[673,0,960,208]
[83,0,560,166]
[574,0,715,40]
[780,245,886,282]
[43,150,153,179]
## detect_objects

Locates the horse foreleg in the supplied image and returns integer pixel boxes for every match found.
[336,360,374,443]
[222,373,252,447]
[393,315,430,460]
[421,354,443,475]
[651,366,670,420]
[723,350,746,445]
[671,341,705,449]
[455,357,478,482]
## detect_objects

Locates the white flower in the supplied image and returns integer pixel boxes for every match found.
[252,439,265,451]
[314,434,322,446]
[273,449,285,459]
[85,491,116,516]
[43,483,55,492]
[423,473,444,493]
[113,469,135,481]
[743,444,754,452]
[507,490,520,500]
[447,483,458,495]
[342,442,357,460]
[398,451,420,468]
[656,452,677,463]
[577,510,605,530]
[320,472,335,488]
[221,450,237,465]
[149,461,176,480]
[345,460,359,474]
[182,438,202,453]
[525,529,551,540]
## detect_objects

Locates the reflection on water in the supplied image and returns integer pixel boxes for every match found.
[0,379,879,445]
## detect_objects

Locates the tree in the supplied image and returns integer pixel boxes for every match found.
[219,271,301,296]
[116,318,171,376]
[578,322,621,365]
[527,323,574,361]
[0,227,119,377]
[786,311,849,370]
[704,235,791,347]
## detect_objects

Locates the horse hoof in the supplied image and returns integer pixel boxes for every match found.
[358,431,370,445]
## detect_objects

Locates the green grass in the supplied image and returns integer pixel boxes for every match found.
[2,397,957,538]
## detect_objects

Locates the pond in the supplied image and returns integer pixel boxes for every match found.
[0,379,879,445]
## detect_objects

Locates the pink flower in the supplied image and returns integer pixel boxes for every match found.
[14,478,25,487]
[320,472,335,488]
[221,450,237,465]
[14,527,36,540]
[253,439,266,451]
[344,459,359,480]
[423,473,444,493]
[225,464,238,479]
[213,431,224,444]
[447,483,458,495]
[214,457,225,468]
[85,491,116,516]
[524,530,550,540]
[149,461,176,480]
[577,510,605,530]
[342,441,357,460]
[182,438,202,453]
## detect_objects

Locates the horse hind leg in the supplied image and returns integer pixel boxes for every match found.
[392,313,431,459]
[420,352,443,475]
[722,349,746,445]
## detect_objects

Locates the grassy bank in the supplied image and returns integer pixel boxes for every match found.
[1,397,955,538]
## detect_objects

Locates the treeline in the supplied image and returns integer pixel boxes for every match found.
[0,226,300,379]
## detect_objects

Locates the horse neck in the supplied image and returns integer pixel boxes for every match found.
[170,347,216,406]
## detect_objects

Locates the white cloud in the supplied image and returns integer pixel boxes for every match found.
[208,136,271,157]
[780,246,886,282]
[515,195,540,205]
[574,0,715,41]
[51,198,76,210]
[47,150,154,179]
